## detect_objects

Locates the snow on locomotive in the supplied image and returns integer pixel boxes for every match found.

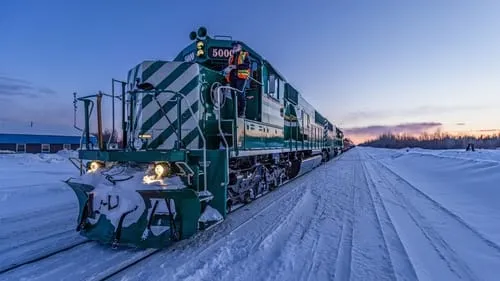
[66,27,345,249]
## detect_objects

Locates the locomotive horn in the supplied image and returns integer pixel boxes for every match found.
[189,31,197,40]
[197,26,207,38]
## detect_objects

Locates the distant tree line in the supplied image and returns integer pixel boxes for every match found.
[360,131,500,149]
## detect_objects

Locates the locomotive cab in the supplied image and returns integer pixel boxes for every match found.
[173,29,287,125]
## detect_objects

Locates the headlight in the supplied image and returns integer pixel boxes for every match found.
[196,40,205,57]
[87,161,103,173]
[154,163,170,178]
[143,162,171,185]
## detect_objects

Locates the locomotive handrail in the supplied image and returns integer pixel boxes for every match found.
[247,76,262,86]
[215,85,241,141]
[110,79,126,150]
[137,89,208,194]
[213,35,232,40]
[75,92,123,151]
[76,92,119,101]
[248,76,262,86]
[77,98,94,151]
[152,95,177,138]
[214,85,245,190]
[218,69,262,87]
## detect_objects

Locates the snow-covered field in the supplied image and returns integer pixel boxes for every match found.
[1,147,499,281]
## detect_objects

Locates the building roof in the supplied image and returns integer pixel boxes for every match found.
[0,121,83,137]
[0,134,87,144]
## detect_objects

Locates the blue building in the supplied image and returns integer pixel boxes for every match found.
[0,122,96,153]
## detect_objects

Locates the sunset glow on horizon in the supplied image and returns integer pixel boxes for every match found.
[347,127,500,145]
[1,1,499,143]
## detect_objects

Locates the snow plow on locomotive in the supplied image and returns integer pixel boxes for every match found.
[66,27,345,249]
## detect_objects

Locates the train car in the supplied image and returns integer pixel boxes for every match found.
[66,27,344,249]
[342,137,355,152]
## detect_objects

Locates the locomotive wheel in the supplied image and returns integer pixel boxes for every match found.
[287,159,301,179]
[253,185,261,199]
[244,191,252,204]
[269,181,276,191]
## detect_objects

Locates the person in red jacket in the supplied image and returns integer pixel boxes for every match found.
[224,41,250,118]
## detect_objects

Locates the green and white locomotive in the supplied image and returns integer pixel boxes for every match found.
[66,27,344,249]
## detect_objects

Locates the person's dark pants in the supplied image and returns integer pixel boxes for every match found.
[230,78,246,117]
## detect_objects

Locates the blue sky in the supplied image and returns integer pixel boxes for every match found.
[1,0,499,143]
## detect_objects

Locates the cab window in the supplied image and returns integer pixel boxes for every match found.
[249,60,261,89]
[267,72,280,100]
[278,79,285,101]
[262,63,281,101]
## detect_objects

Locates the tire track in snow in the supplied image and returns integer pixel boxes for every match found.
[371,161,478,280]
[365,150,500,251]
[303,162,353,281]
[361,160,419,281]
[377,158,500,252]
[256,155,355,281]
[247,186,319,281]
[302,228,321,281]
[347,150,396,281]
[259,156,355,281]
[331,162,355,281]
[364,150,500,281]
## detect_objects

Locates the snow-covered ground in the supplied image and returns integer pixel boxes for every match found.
[1,147,500,281]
